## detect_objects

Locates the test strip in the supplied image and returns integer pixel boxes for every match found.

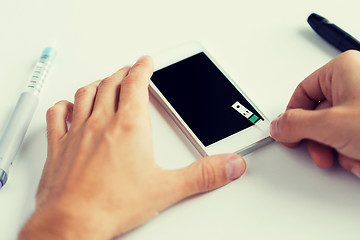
[232,101,260,123]
[232,101,268,132]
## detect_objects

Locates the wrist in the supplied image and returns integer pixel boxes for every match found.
[19,202,110,240]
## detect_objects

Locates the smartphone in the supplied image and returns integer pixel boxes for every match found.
[150,42,272,157]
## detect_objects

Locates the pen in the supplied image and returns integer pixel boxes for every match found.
[307,13,360,52]
[0,47,56,189]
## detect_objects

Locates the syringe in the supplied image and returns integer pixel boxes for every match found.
[0,47,56,189]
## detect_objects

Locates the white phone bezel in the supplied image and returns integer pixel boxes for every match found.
[150,42,272,157]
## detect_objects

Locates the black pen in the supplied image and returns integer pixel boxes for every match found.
[307,13,360,52]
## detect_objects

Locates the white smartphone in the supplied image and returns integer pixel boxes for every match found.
[150,42,273,157]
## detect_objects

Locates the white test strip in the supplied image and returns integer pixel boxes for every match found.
[231,101,268,133]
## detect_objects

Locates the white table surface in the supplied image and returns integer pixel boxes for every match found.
[1,0,360,239]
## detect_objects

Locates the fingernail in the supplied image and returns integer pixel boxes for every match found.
[350,167,360,178]
[226,155,246,180]
[270,114,283,140]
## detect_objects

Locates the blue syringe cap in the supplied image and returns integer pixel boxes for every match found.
[42,47,57,59]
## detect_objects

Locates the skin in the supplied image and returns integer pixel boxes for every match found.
[18,50,360,239]
[270,50,360,177]
[18,56,246,239]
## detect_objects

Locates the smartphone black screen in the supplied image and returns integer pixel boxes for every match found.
[151,52,263,146]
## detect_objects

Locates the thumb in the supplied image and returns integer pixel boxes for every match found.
[173,154,246,198]
[270,108,339,147]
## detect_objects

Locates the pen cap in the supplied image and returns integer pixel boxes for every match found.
[308,13,360,52]
[307,13,324,31]
[307,13,347,47]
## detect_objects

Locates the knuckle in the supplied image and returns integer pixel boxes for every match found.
[84,120,102,136]
[115,109,147,135]
[100,76,116,87]
[89,114,104,125]
[121,75,134,85]
[75,86,95,100]
[277,109,305,138]
[87,111,108,128]
[134,60,147,69]
[279,110,296,131]
[281,110,295,123]
[46,101,67,120]
[122,75,147,93]
[122,66,132,72]
[46,107,57,121]
[117,114,137,133]
[47,104,59,114]
[56,100,70,105]
[196,161,217,192]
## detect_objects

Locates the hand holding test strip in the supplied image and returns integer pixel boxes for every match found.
[269,13,360,174]
[270,51,360,175]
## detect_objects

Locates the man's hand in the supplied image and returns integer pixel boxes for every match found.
[270,50,360,177]
[19,56,246,239]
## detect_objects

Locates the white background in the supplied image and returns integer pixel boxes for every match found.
[1,0,360,239]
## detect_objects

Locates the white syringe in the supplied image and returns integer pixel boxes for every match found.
[0,47,56,189]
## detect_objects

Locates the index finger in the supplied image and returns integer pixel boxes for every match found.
[118,56,154,113]
[286,66,327,111]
